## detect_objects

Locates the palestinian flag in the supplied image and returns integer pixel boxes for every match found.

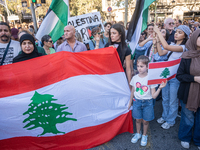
[127,0,155,55]
[35,0,69,43]
[148,59,181,85]
[0,47,133,149]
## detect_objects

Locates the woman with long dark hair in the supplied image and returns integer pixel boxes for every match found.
[105,23,132,87]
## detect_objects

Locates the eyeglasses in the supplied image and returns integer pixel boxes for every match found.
[169,22,174,26]
[48,40,53,43]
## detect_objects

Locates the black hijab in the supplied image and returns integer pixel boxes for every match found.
[13,34,43,63]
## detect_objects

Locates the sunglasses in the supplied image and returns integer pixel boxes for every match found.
[48,40,53,43]
[169,22,174,26]
[95,31,104,35]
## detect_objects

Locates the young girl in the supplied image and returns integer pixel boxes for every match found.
[154,25,190,129]
[128,55,167,146]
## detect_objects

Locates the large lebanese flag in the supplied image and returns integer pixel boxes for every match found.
[148,58,181,85]
[0,47,133,150]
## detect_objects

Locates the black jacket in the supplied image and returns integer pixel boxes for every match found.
[176,58,195,104]
[167,30,175,44]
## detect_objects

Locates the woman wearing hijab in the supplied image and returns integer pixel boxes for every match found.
[18,30,46,55]
[13,34,43,63]
[176,29,200,149]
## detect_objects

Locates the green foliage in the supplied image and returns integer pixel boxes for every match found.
[1,0,51,21]
[69,0,106,20]
[23,91,77,136]
[2,0,106,21]
[160,68,170,78]
[0,5,7,17]
[7,0,26,14]
[149,0,160,11]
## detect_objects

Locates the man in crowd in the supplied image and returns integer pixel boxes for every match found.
[164,18,175,44]
[0,22,20,65]
[103,22,111,44]
[57,25,87,52]
[194,21,199,30]
[37,19,43,28]
[175,19,182,28]
[11,27,19,41]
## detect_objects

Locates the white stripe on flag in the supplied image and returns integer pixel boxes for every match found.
[148,64,180,80]
[63,0,69,6]
[35,11,59,41]
[129,10,143,55]
[0,73,130,140]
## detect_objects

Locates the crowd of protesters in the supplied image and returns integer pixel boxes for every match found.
[0,17,200,149]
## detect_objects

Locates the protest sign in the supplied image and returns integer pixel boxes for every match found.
[68,12,104,43]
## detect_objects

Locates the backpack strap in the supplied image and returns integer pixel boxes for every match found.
[1,40,11,66]
[91,39,95,48]
[101,38,105,45]
[167,51,173,60]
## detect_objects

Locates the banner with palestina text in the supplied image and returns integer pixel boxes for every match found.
[68,12,104,43]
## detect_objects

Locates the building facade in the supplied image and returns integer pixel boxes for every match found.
[151,0,200,21]
[102,0,200,22]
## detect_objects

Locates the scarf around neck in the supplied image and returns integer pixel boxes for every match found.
[181,29,200,112]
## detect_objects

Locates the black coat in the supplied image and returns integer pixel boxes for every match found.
[176,58,195,104]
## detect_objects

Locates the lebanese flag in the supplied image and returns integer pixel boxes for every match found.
[148,59,181,85]
[0,47,133,150]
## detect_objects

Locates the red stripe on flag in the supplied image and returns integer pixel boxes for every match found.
[0,111,133,150]
[0,48,124,98]
[148,74,176,85]
[148,59,181,69]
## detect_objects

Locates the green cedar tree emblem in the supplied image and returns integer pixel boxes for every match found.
[23,91,77,136]
[160,68,170,78]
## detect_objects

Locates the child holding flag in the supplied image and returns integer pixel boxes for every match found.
[128,55,167,146]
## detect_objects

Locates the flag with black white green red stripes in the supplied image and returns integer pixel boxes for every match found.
[127,0,155,55]
[36,0,69,43]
